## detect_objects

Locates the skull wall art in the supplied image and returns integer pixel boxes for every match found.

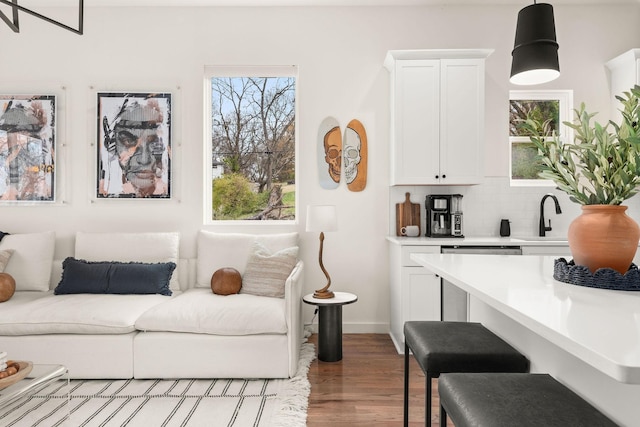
[344,119,367,192]
[317,116,341,189]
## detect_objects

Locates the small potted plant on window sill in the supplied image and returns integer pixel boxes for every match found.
[522,85,640,274]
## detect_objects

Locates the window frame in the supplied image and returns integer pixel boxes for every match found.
[509,89,573,187]
[203,65,299,224]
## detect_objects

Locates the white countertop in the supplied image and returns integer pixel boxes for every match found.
[387,236,570,246]
[411,253,640,384]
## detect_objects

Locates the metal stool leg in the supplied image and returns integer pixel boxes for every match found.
[426,373,432,427]
[404,342,409,427]
[440,403,447,427]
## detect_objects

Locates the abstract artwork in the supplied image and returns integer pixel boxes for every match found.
[97,92,171,198]
[0,95,56,202]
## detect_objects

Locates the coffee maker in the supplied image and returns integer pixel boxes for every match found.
[425,194,464,237]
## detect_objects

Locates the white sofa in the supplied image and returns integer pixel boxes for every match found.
[0,231,304,379]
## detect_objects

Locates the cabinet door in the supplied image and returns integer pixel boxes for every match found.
[391,59,440,185]
[439,58,485,184]
[402,267,441,322]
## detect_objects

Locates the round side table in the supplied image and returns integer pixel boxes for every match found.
[303,291,358,362]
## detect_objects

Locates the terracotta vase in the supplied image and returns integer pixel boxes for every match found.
[568,205,640,274]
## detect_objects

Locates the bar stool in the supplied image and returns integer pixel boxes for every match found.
[403,321,529,427]
[438,372,619,427]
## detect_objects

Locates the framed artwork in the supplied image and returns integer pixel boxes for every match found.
[0,95,56,202]
[97,92,171,198]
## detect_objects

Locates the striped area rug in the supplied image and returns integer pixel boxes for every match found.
[1,343,314,427]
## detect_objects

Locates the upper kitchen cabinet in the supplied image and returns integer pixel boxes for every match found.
[606,48,640,122]
[384,49,493,185]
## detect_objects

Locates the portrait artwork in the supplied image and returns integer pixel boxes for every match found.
[97,92,171,198]
[0,95,56,202]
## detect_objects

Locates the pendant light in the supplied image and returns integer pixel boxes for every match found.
[0,0,83,35]
[510,1,559,85]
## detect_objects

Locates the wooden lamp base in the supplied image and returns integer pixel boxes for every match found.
[314,231,335,299]
[313,289,335,299]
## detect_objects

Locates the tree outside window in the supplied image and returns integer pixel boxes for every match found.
[205,68,297,221]
[509,90,573,186]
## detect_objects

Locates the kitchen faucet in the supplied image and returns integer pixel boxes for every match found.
[539,193,562,237]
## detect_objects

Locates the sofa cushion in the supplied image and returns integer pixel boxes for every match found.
[240,242,298,298]
[75,232,180,291]
[54,258,175,296]
[0,291,171,335]
[196,231,298,288]
[135,288,287,335]
[0,231,55,291]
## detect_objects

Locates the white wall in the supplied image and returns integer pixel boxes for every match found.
[0,4,638,333]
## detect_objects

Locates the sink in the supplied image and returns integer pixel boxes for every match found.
[512,236,568,242]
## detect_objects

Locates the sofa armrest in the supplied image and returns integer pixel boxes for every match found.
[285,260,304,377]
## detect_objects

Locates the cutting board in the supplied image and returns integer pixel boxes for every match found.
[396,192,421,236]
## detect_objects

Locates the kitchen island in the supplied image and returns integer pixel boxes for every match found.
[386,236,573,353]
[411,253,640,427]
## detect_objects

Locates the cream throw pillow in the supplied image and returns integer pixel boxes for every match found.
[0,249,13,272]
[0,231,55,291]
[195,231,298,288]
[241,242,298,298]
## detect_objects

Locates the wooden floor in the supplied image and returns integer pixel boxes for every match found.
[307,333,454,426]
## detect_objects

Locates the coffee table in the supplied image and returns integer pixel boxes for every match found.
[0,364,69,423]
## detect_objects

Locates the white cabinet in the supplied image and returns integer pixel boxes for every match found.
[384,49,493,185]
[606,49,640,123]
[389,244,441,353]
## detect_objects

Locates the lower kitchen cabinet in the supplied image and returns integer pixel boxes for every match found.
[389,244,441,353]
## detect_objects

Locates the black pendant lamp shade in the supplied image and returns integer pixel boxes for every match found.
[510,2,559,85]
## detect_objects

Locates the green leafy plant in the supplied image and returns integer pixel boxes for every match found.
[522,85,640,205]
[211,173,259,220]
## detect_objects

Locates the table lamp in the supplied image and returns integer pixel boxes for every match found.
[306,205,338,299]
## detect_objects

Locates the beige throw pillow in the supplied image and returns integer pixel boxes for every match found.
[0,249,14,272]
[241,242,298,298]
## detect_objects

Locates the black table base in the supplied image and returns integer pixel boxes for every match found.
[318,305,343,362]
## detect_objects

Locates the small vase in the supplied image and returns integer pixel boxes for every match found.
[568,205,640,274]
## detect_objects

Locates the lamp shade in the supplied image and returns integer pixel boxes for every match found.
[306,205,338,232]
[510,2,560,85]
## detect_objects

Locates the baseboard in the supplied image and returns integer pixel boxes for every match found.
[389,332,404,355]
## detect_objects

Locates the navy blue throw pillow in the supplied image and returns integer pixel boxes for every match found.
[55,257,175,296]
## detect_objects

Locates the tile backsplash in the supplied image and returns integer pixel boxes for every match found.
[390,177,640,238]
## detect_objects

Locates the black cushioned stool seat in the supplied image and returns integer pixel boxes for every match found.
[438,373,619,427]
[403,321,529,427]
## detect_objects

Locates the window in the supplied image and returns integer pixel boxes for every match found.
[509,90,573,186]
[204,66,297,222]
